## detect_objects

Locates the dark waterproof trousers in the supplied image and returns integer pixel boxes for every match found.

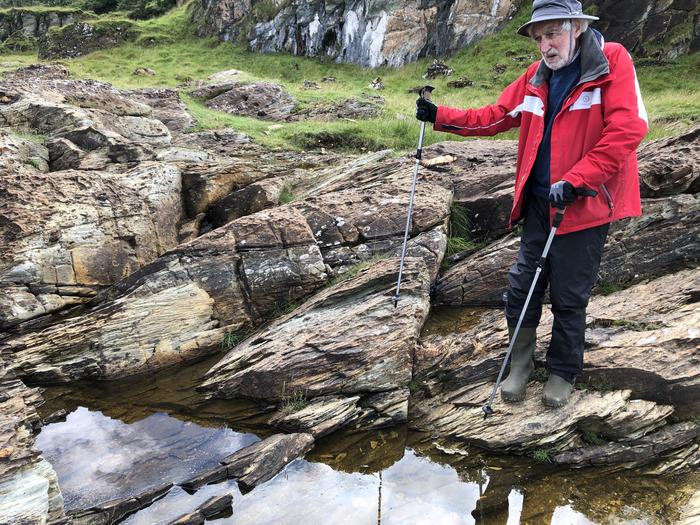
[505,195,609,383]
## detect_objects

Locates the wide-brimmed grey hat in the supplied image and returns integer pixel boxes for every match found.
[517,0,599,37]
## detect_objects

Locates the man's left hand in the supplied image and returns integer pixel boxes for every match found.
[549,181,576,208]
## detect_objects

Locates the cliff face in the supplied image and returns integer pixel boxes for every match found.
[192,0,699,65]
[0,8,84,42]
[191,0,516,68]
[584,0,700,58]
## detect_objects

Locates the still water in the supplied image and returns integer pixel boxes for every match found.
[35,309,697,524]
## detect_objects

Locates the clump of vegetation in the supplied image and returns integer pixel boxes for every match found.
[533,367,548,383]
[278,182,296,204]
[531,448,552,463]
[281,390,308,413]
[280,380,309,414]
[581,430,605,446]
[326,253,389,288]
[0,31,36,54]
[220,328,246,350]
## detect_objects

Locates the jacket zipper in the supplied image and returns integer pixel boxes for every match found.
[601,184,614,216]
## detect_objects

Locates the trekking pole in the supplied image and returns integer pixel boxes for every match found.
[482,188,596,418]
[482,206,566,418]
[393,86,434,308]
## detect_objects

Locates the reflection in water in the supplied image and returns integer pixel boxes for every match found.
[122,481,241,525]
[36,408,258,510]
[35,347,699,524]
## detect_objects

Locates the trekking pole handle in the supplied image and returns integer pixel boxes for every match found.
[420,85,435,101]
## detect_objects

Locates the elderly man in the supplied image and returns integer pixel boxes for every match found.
[416,0,648,407]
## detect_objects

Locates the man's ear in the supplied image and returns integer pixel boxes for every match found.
[573,21,584,39]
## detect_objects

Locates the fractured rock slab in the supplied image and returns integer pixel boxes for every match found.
[201,257,430,404]
[410,269,699,465]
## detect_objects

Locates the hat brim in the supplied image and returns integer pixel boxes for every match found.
[517,14,599,37]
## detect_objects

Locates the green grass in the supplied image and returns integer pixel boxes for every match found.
[531,448,552,463]
[582,430,605,446]
[220,328,245,350]
[0,0,697,151]
[326,253,389,287]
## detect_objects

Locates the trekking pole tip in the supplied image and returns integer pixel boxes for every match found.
[482,405,494,419]
[392,295,399,308]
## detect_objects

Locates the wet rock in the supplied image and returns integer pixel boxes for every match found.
[638,125,700,197]
[168,494,233,524]
[197,82,298,121]
[0,8,82,43]
[200,257,431,432]
[552,422,700,469]
[0,155,182,328]
[0,362,65,524]
[267,395,364,438]
[221,433,315,491]
[410,269,699,464]
[68,483,172,525]
[179,465,228,493]
[434,193,700,306]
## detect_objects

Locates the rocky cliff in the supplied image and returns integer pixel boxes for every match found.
[191,0,517,67]
[583,0,700,58]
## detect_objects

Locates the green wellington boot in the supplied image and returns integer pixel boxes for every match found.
[500,326,537,402]
[543,374,574,408]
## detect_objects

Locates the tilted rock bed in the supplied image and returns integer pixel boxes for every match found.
[411,268,700,470]
[201,257,432,434]
[0,361,64,524]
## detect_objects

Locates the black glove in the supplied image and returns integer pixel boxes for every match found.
[416,97,437,123]
[549,180,576,208]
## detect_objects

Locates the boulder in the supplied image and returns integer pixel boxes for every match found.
[192,81,297,121]
[290,96,384,121]
[409,268,699,467]
[122,88,195,134]
[0,155,182,328]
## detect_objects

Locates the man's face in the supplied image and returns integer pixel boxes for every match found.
[530,20,582,70]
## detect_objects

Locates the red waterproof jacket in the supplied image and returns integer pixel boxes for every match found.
[434,29,648,235]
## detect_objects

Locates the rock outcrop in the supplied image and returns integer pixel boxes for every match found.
[583,0,700,58]
[192,0,516,67]
[434,193,700,305]
[201,258,432,434]
[0,362,64,524]
[0,7,84,43]
[410,268,699,469]
[38,19,137,59]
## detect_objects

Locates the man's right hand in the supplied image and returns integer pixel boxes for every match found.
[416,97,437,123]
